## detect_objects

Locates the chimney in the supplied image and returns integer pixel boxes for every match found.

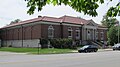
[38,15,42,17]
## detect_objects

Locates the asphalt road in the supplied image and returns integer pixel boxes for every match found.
[0,51,120,67]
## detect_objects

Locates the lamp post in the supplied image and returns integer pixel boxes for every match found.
[118,22,119,43]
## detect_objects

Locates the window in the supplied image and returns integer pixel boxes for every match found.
[48,25,54,39]
[68,27,72,38]
[76,28,80,39]
[101,31,104,40]
[96,31,98,40]
[87,30,91,40]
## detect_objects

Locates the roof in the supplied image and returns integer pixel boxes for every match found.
[60,15,88,24]
[42,16,62,22]
[97,24,107,28]
[0,15,104,29]
[97,24,108,30]
[1,17,43,29]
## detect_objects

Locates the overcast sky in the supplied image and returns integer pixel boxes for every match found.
[0,0,120,27]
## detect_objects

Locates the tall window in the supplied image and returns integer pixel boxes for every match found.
[96,31,98,40]
[87,30,91,40]
[48,25,54,39]
[76,28,80,39]
[68,27,72,38]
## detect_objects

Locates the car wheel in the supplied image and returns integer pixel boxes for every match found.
[78,51,81,53]
[94,49,97,52]
[85,50,88,53]
[113,49,115,51]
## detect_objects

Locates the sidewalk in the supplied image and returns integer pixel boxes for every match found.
[72,48,113,53]
[98,49,113,52]
[0,51,26,56]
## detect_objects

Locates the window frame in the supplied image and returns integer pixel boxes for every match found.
[48,25,54,39]
[68,27,73,38]
[75,28,80,39]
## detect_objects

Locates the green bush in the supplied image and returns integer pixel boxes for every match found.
[50,38,76,49]
[40,39,48,48]
[39,38,79,49]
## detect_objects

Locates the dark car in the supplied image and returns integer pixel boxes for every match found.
[113,43,120,51]
[78,45,98,53]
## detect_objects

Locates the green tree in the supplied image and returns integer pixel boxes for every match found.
[101,15,118,30]
[107,2,120,17]
[10,19,21,25]
[107,26,117,45]
[25,0,120,17]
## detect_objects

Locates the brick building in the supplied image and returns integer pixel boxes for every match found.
[0,16,107,47]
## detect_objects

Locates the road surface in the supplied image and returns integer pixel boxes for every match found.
[0,51,120,67]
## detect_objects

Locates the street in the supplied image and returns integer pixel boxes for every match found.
[0,51,120,67]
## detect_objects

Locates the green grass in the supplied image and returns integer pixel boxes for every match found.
[0,47,75,54]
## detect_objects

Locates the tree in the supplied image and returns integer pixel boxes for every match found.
[107,2,120,17]
[107,26,117,45]
[10,19,21,25]
[107,26,120,46]
[25,0,120,17]
[101,15,118,30]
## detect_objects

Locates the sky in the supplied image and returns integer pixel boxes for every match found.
[0,0,120,27]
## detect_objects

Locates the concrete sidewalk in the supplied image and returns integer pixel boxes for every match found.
[0,51,26,56]
[72,48,113,53]
[98,49,113,52]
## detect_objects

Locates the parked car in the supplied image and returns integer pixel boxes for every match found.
[78,45,98,53]
[113,43,120,51]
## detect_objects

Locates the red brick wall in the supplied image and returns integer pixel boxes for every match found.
[41,24,61,39]
[0,23,82,41]
[97,29,107,41]
[23,26,32,39]
[104,30,107,41]
[62,25,80,40]
[0,31,5,40]
[62,25,68,38]
[31,24,41,39]
[0,24,42,40]
[18,28,22,40]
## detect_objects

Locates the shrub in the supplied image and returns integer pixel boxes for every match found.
[50,38,76,49]
[40,39,48,48]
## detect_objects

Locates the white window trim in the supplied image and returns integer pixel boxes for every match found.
[68,27,73,38]
[76,28,80,39]
[48,25,54,39]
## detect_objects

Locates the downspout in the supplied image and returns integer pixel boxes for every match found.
[80,24,83,45]
[60,23,63,38]
[5,29,7,46]
[21,25,23,47]
[31,26,33,40]
[60,16,65,39]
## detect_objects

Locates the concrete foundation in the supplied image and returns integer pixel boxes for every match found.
[2,39,40,48]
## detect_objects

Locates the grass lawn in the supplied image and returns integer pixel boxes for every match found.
[0,47,76,54]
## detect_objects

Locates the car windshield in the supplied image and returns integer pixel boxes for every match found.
[82,45,89,49]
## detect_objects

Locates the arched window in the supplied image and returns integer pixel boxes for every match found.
[76,28,80,39]
[48,25,54,39]
[68,27,73,38]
